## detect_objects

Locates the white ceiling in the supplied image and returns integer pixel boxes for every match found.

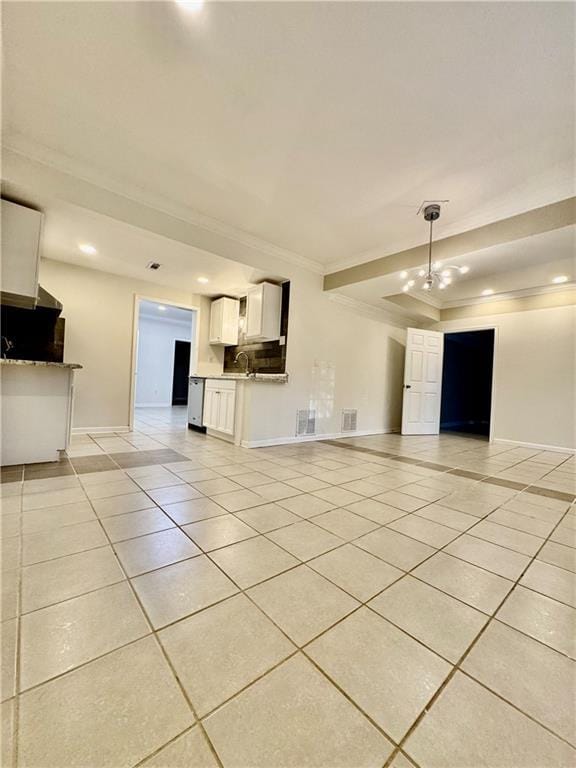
[139,299,193,324]
[3,1,574,268]
[337,226,576,309]
[7,192,284,296]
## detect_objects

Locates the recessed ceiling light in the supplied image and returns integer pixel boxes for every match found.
[157,305,167,312]
[552,275,568,284]
[175,0,204,13]
[197,277,209,284]
[481,289,494,296]
[459,266,470,274]
[79,243,97,255]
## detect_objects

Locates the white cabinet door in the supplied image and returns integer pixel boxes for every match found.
[203,388,218,429]
[209,298,239,345]
[245,282,282,342]
[218,389,236,435]
[401,328,444,435]
[1,200,43,303]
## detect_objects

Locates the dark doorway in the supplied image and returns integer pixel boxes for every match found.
[440,330,495,437]
[172,340,191,405]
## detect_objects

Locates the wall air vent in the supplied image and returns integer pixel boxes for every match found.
[296,409,316,436]
[341,409,358,432]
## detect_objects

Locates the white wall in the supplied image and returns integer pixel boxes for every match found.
[39,259,223,431]
[435,304,576,450]
[240,271,409,446]
[135,314,193,406]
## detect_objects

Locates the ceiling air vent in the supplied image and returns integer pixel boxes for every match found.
[341,409,358,432]
[147,262,162,270]
[296,409,316,436]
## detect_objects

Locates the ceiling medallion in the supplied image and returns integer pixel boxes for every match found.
[402,204,469,293]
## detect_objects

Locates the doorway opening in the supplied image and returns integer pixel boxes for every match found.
[440,329,495,437]
[132,299,197,428]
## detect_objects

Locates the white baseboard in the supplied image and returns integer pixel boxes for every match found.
[241,428,397,449]
[494,438,576,454]
[72,426,131,435]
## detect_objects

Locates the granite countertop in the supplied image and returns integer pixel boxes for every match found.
[0,359,83,369]
[194,372,288,383]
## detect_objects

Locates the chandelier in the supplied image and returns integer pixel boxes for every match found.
[402,203,469,292]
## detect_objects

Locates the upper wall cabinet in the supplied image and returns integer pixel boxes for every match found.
[1,200,43,308]
[245,282,282,342]
[209,297,240,346]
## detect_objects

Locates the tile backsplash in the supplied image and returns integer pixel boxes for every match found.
[223,281,290,374]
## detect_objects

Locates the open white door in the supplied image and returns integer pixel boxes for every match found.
[401,328,444,435]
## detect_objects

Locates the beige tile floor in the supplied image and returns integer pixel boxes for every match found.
[1,406,575,767]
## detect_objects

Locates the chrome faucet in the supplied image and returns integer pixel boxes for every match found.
[234,351,250,374]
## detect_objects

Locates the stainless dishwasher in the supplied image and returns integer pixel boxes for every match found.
[187,377,207,432]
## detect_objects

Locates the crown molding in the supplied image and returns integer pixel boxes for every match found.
[326,292,421,328]
[440,281,576,309]
[2,136,325,276]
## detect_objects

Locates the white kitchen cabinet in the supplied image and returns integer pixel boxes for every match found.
[203,379,236,435]
[209,297,240,345]
[1,200,43,307]
[245,282,282,341]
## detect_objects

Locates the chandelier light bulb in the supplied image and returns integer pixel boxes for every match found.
[400,271,408,279]
[459,266,470,274]
[403,284,410,292]
[418,269,426,277]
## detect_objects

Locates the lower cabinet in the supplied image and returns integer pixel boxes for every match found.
[203,380,236,435]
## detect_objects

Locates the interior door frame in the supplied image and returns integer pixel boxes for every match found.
[436,323,499,443]
[129,295,200,430]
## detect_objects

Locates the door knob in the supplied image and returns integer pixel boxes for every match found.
[405,385,411,389]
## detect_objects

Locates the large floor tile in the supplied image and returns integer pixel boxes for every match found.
[344,498,407,525]
[22,486,87,511]
[210,535,298,588]
[234,502,301,532]
[355,527,436,571]
[209,488,268,512]
[387,514,460,548]
[20,581,150,690]
[84,478,141,500]
[370,575,488,663]
[308,543,403,601]
[413,552,513,613]
[415,503,478,531]
[307,607,451,741]
[497,585,576,657]
[22,546,125,614]
[312,508,380,540]
[469,520,543,556]
[92,492,155,518]
[404,671,575,768]
[142,726,219,767]
[22,501,96,535]
[267,520,343,561]
[313,486,365,507]
[2,569,19,621]
[463,620,576,744]
[17,636,193,768]
[1,619,16,701]
[276,494,337,519]
[254,482,302,502]
[146,484,203,505]
[445,534,530,580]
[488,507,555,538]
[203,654,393,767]
[159,593,294,716]
[22,520,107,565]
[537,540,576,573]
[162,496,228,524]
[248,566,359,646]
[131,555,238,628]
[191,478,243,497]
[182,515,256,551]
[114,527,201,576]
[373,490,429,512]
[520,559,576,607]
[100,507,175,542]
